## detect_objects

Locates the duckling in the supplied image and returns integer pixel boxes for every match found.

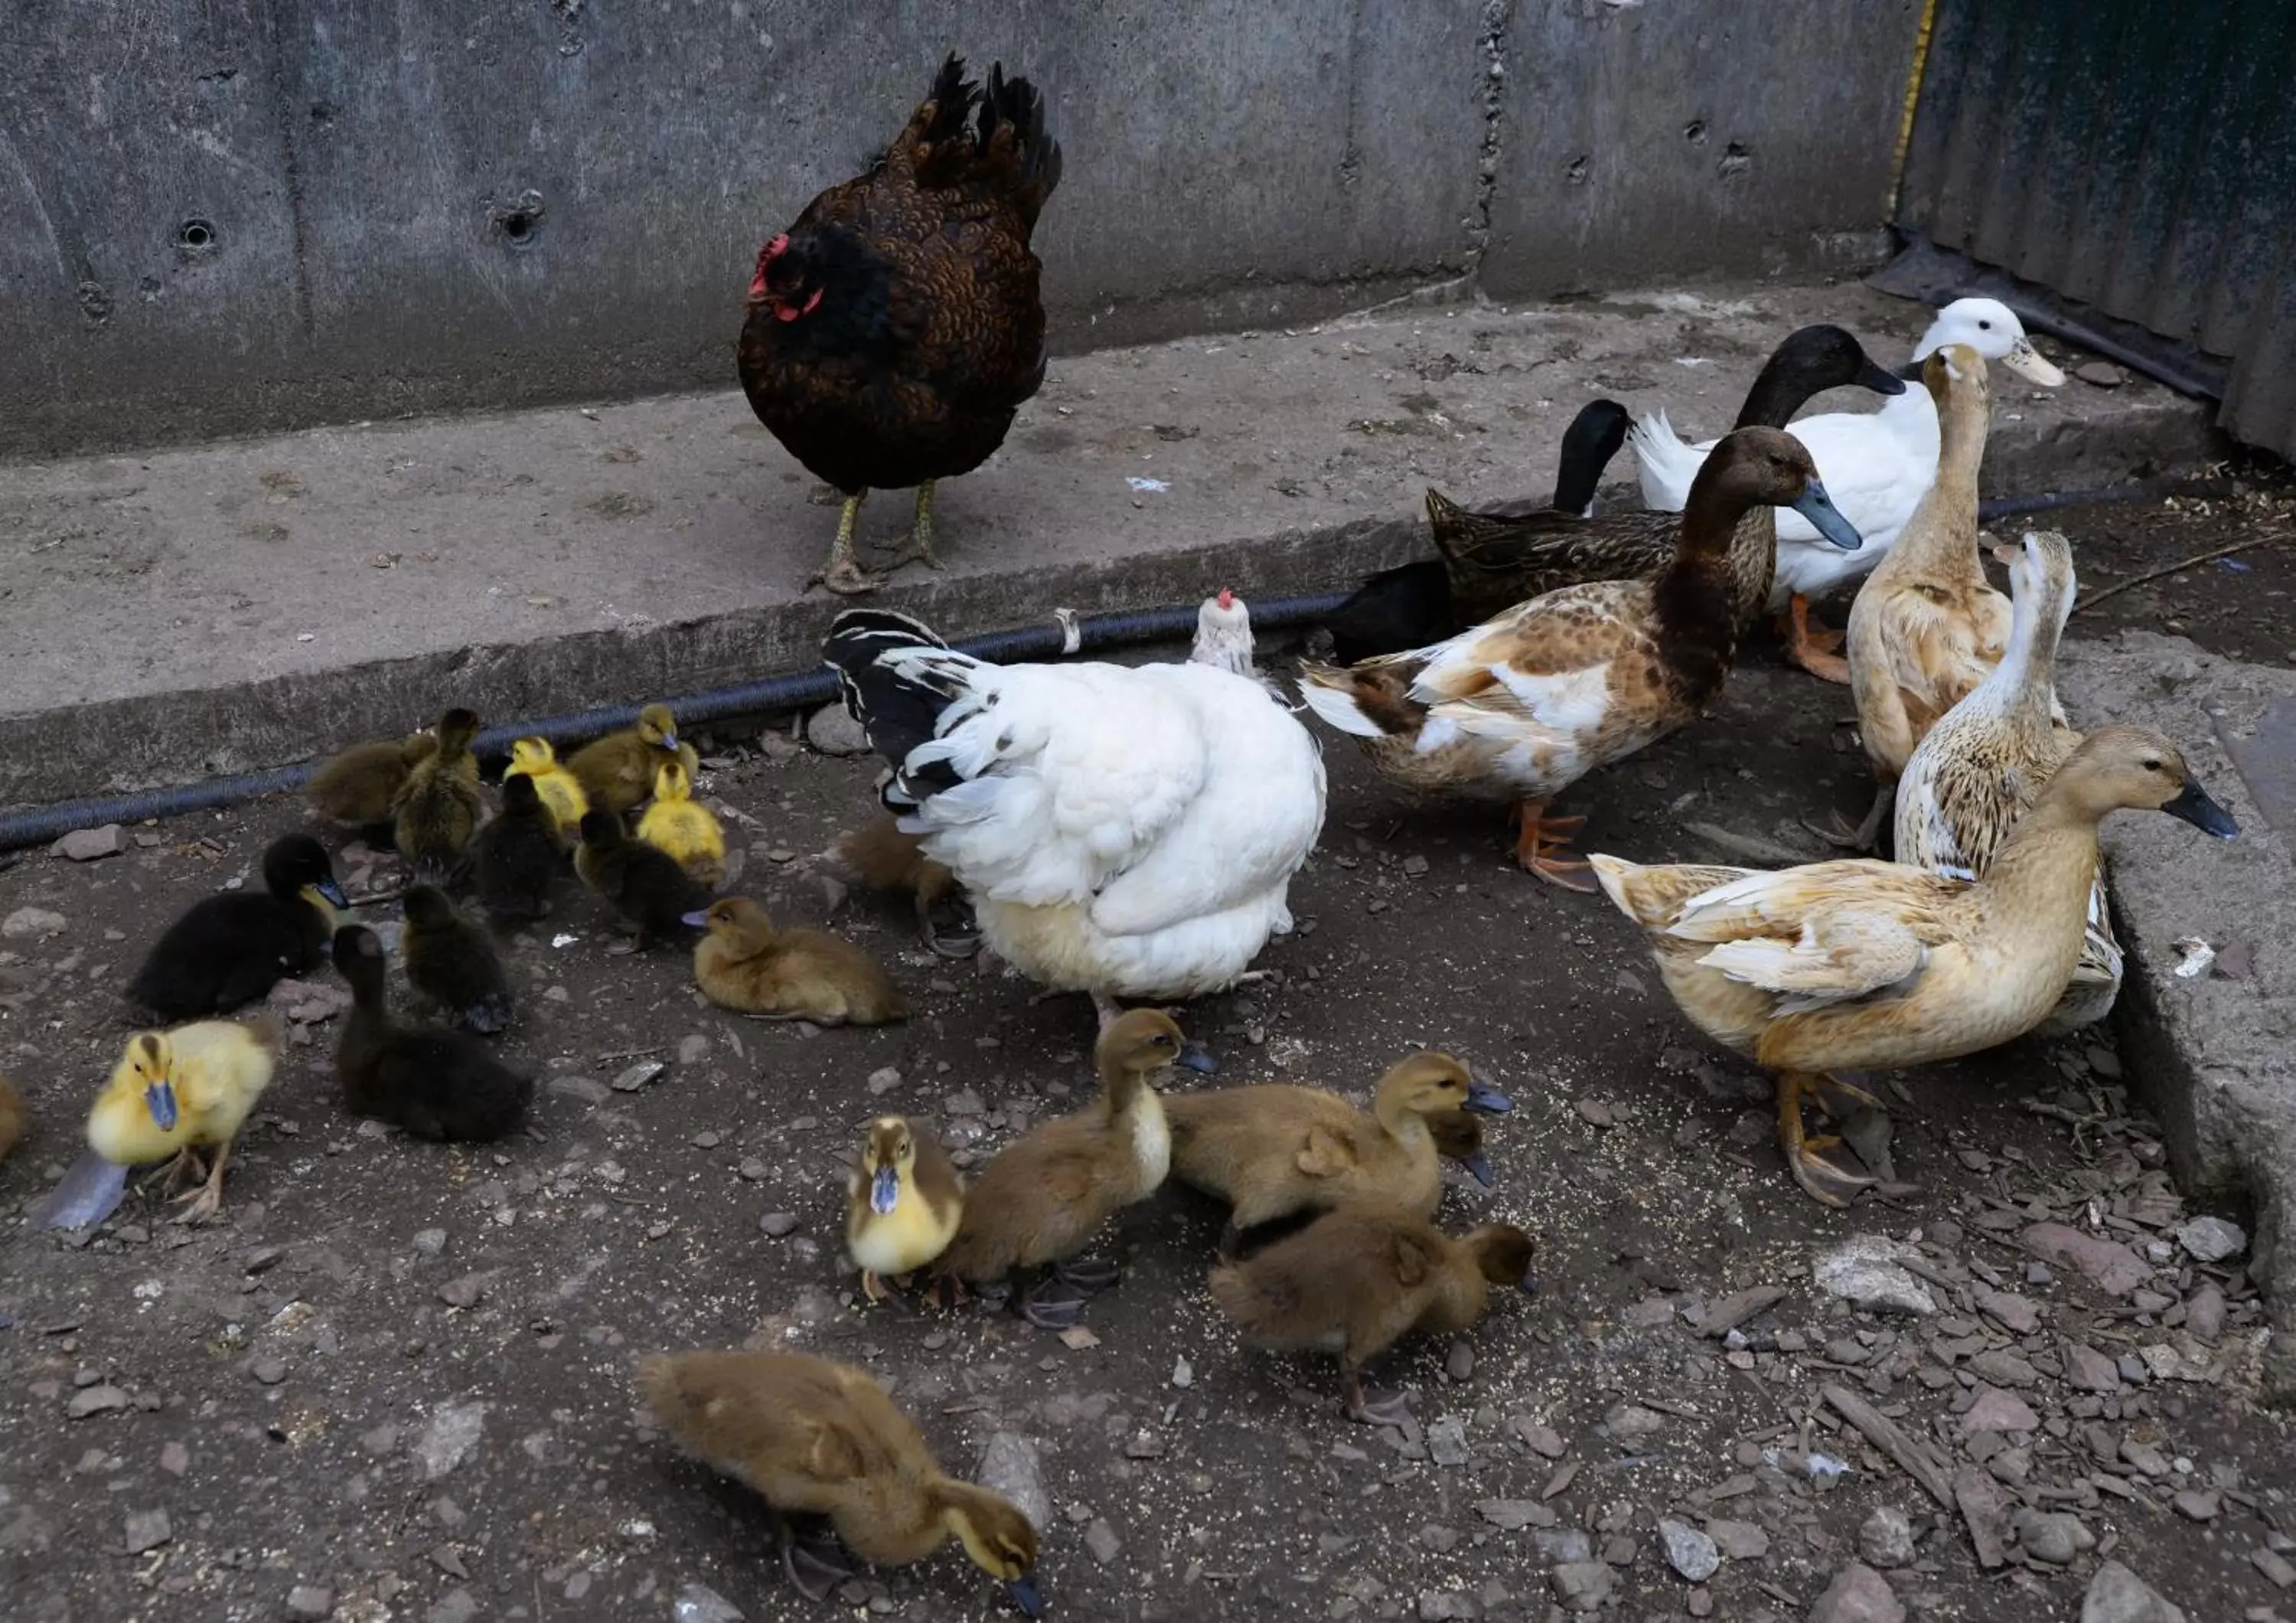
[332,926,533,1141]
[1165,1054,1514,1256]
[501,736,589,837]
[833,814,976,957]
[637,1350,1042,1614]
[846,1116,964,1302]
[127,834,348,1020]
[934,1009,1210,1327]
[576,811,708,947]
[1591,725,2239,1206]
[401,886,515,1034]
[36,1019,280,1229]
[307,729,439,830]
[687,896,908,1024]
[390,707,487,883]
[1427,1109,1495,1189]
[0,1075,24,1164]
[1209,1206,1537,1426]
[470,774,563,927]
[567,704,700,816]
[637,761,727,886]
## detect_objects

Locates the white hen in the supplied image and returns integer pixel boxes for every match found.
[823,601,1326,1021]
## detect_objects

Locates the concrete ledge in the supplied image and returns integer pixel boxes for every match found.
[0,281,2221,811]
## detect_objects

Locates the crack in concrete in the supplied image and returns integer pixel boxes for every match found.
[1464,0,1515,276]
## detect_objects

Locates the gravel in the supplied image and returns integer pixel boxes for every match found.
[1812,1235,1939,1316]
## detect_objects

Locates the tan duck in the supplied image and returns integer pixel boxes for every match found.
[637,1350,1042,1614]
[933,1009,1212,1327]
[501,736,589,838]
[1896,531,2118,1034]
[1165,1054,1512,1256]
[1209,1205,1537,1426]
[1298,426,1862,888]
[566,704,700,816]
[1839,346,2013,847]
[390,707,486,883]
[687,897,908,1024]
[1590,725,2238,1206]
[308,729,439,827]
[846,1115,964,1302]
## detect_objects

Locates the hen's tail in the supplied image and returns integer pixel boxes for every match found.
[898,54,1061,223]
[822,609,977,798]
[980,62,1063,224]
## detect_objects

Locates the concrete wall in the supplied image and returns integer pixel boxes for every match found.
[0,1,1921,458]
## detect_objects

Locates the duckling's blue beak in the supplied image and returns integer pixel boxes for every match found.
[1520,1267,1541,1295]
[870,1165,901,1215]
[1461,1151,1495,1188]
[1791,479,1863,552]
[144,1080,179,1132]
[316,877,351,909]
[1005,1576,1044,1617]
[2161,779,2239,838]
[1175,1041,1218,1076]
[1463,1080,1513,1115]
[680,909,712,929]
[660,731,680,753]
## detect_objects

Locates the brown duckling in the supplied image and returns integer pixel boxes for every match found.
[127,834,348,1020]
[833,813,977,957]
[1427,1109,1495,1189]
[1210,1206,1537,1425]
[1166,1054,1512,1257]
[390,707,486,884]
[332,926,532,1141]
[576,811,707,946]
[566,704,700,816]
[0,1075,24,1164]
[687,897,908,1024]
[638,1349,1042,1614]
[307,729,439,829]
[470,774,562,927]
[846,1116,964,1302]
[934,1010,1212,1327]
[401,886,514,1034]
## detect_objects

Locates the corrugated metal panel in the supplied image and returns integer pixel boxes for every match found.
[1896,0,2296,459]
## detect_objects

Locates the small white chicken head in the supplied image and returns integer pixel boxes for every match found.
[1189,588,1257,677]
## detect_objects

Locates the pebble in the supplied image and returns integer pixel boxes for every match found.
[2021,1223,2151,1296]
[1968,1349,2039,1387]
[673,1582,745,1623]
[611,1060,665,1092]
[159,1441,188,1476]
[2082,1559,2188,1621]
[806,703,872,756]
[250,1356,289,1386]
[1658,1518,1719,1582]
[1444,1340,1475,1382]
[123,1508,172,1554]
[1813,1235,1938,1316]
[414,1401,488,1480]
[436,1275,487,1309]
[1513,1419,1567,1458]
[866,1066,903,1095]
[2,906,66,939]
[547,1076,609,1105]
[1959,1386,2039,1434]
[426,1589,478,1623]
[1171,1357,1193,1390]
[2014,1508,2091,1565]
[2187,1282,2227,1344]
[2177,1216,2246,1262]
[413,1228,448,1257]
[975,1433,1050,1532]
[676,1034,710,1066]
[1084,1518,1122,1565]
[758,1212,800,1238]
[2174,1490,2220,1522]
[1809,1563,1903,1623]
[51,825,126,861]
[1858,1507,1916,1569]
[66,1384,131,1419]
[1601,1402,1665,1442]
[1976,1288,2041,1334]
[1427,1416,1470,1466]
[285,1585,336,1619]
[1475,1500,1553,1532]
[2254,1549,2296,1589]
[2120,1438,2172,1477]
[2064,1341,2122,1393]
[2076,361,2126,387]
[1549,1563,1612,1612]
[1416,1593,1475,1621]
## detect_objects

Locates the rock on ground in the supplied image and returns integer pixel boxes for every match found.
[1809,1562,1905,1623]
[2080,1559,2187,1623]
[1812,1235,1938,1316]
[1857,1507,1916,1569]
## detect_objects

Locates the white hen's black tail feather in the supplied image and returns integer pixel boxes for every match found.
[821,609,968,798]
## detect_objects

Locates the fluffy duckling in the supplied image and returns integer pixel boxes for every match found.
[0,1075,24,1164]
[638,1350,1042,1614]
[390,707,487,883]
[1592,725,2238,1206]
[567,704,700,816]
[127,834,347,1020]
[1166,1054,1513,1256]
[471,774,563,927]
[687,897,908,1024]
[846,1116,964,1302]
[1210,1206,1537,1426]
[1839,347,2011,847]
[501,736,589,837]
[402,885,514,1033]
[833,814,974,957]
[576,811,708,947]
[1427,1108,1495,1188]
[934,1010,1211,1327]
[332,926,532,1141]
[307,729,439,828]
[637,761,727,887]
[37,1019,280,1229]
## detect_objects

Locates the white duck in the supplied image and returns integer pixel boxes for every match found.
[822,599,1326,1030]
[1628,298,2066,679]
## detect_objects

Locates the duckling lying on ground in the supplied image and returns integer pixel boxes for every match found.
[308,729,439,832]
[833,814,977,957]
[638,1349,1042,1614]
[471,774,563,927]
[391,707,487,884]
[846,1115,964,1302]
[1210,1205,1537,1426]
[934,1010,1212,1327]
[638,761,726,886]
[1166,1054,1512,1256]
[501,736,589,838]
[127,834,348,1020]
[568,704,699,816]
[687,897,909,1024]
[576,812,708,947]
[402,886,515,1033]
[35,1018,280,1229]
[332,926,532,1141]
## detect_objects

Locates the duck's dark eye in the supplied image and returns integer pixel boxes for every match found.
[2143,759,2164,773]
[1978,319,1993,331]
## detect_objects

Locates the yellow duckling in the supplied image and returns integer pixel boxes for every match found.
[566,704,699,816]
[637,760,726,886]
[1592,725,2238,1206]
[501,736,589,838]
[638,1350,1042,1613]
[688,897,908,1024]
[846,1116,964,1303]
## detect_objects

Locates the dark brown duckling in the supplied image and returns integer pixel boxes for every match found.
[331,926,531,1141]
[308,730,439,831]
[575,811,707,946]
[1209,1205,1537,1425]
[470,774,562,927]
[401,885,514,1034]
[127,834,348,1020]
[1427,1108,1495,1189]
[833,814,977,957]
[390,707,486,885]
[688,897,908,1024]
[566,704,700,816]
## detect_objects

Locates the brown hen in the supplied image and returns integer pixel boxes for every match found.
[739,54,1062,594]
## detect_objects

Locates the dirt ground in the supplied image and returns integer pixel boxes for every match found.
[2,487,2292,1623]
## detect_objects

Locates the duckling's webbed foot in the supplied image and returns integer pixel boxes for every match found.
[1342,1368,1416,1429]
[1510,802,1596,893]
[922,894,982,958]
[775,1514,856,1602]
[1053,1256,1120,1293]
[1776,1070,1877,1209]
[171,1141,233,1224]
[1017,1262,1115,1331]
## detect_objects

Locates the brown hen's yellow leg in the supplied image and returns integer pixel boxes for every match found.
[810,491,880,596]
[1512,801,1595,893]
[1776,1070,1877,1208]
[174,1141,232,1223]
[1782,595,1852,684]
[886,479,941,571]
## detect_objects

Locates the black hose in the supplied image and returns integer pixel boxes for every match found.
[0,591,1355,853]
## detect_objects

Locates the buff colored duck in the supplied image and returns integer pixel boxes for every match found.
[846,1115,964,1301]
[567,704,699,816]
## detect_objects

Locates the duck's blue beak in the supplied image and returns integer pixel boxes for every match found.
[2161,779,2239,838]
[1463,1080,1513,1115]
[1462,1151,1495,1188]
[680,909,712,929]
[144,1080,179,1132]
[1175,1041,1218,1076]
[316,877,351,909]
[1005,1576,1044,1617]
[870,1165,900,1215]
[660,731,680,753]
[1792,478,1863,552]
